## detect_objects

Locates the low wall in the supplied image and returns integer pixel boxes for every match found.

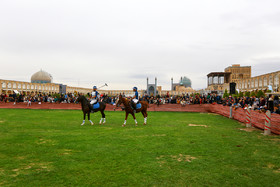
[210,105,280,135]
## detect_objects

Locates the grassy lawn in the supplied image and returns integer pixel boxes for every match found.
[0,109,280,186]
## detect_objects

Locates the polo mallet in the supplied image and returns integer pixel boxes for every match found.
[98,83,108,89]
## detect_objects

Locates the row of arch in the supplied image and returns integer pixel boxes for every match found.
[236,73,280,91]
[0,80,59,94]
[208,76,225,85]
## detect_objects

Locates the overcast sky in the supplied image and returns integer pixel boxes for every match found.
[1,0,280,90]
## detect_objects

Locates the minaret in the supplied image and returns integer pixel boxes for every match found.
[155,77,157,96]
[146,77,149,95]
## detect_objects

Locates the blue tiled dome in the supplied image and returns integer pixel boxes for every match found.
[179,76,192,87]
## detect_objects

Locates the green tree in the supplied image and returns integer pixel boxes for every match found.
[256,90,265,98]
[238,92,244,97]
[244,91,250,97]
[223,89,229,98]
[250,91,256,97]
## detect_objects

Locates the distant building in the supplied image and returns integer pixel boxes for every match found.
[31,70,53,84]
[1,71,198,96]
[236,71,280,93]
[146,77,157,96]
[0,80,59,95]
[171,76,192,91]
[207,72,231,94]
[206,64,280,94]
[169,76,195,94]
[224,64,251,83]
[1,70,65,95]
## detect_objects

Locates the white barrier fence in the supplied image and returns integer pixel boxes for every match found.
[229,107,273,135]
[264,111,271,136]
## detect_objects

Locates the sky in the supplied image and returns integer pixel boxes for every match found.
[1,0,280,90]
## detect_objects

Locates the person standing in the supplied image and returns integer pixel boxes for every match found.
[274,95,280,114]
[267,94,274,112]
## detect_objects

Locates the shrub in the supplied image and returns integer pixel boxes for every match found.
[223,89,229,98]
[256,90,265,98]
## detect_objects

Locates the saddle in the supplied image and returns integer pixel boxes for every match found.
[131,102,142,110]
[136,103,142,109]
[91,102,100,110]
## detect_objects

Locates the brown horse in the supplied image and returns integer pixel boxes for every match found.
[116,94,148,126]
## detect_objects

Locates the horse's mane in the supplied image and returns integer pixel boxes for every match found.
[118,96,131,107]
[78,95,90,105]
[79,95,87,101]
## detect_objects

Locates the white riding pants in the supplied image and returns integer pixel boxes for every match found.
[90,99,97,105]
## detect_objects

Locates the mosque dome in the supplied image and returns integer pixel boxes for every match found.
[179,76,192,88]
[31,70,53,83]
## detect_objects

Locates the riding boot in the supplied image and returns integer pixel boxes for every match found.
[89,104,94,111]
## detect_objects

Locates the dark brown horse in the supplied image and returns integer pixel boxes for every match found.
[116,94,148,126]
[76,95,106,126]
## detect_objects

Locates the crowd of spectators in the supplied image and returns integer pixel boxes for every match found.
[222,94,280,114]
[0,92,78,104]
[0,92,115,105]
[1,92,279,114]
[137,93,221,105]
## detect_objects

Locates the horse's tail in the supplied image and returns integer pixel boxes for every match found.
[103,102,107,110]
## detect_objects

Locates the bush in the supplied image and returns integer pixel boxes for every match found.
[250,91,256,97]
[256,90,265,98]
[223,89,229,98]
[238,92,244,97]
[245,91,250,97]
[232,94,238,98]
[52,93,61,99]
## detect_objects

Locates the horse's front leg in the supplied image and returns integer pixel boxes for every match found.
[88,112,94,125]
[81,112,86,126]
[122,112,129,127]
[132,112,138,126]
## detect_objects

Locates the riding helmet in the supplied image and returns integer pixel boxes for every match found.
[133,87,137,91]
[93,86,97,89]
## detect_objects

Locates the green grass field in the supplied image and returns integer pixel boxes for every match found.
[0,109,280,186]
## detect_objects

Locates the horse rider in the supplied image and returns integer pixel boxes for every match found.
[90,86,99,105]
[131,87,139,112]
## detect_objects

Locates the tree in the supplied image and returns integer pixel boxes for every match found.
[257,90,265,98]
[250,91,256,97]
[232,90,239,98]
[238,92,244,97]
[245,91,250,97]
[223,89,229,98]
